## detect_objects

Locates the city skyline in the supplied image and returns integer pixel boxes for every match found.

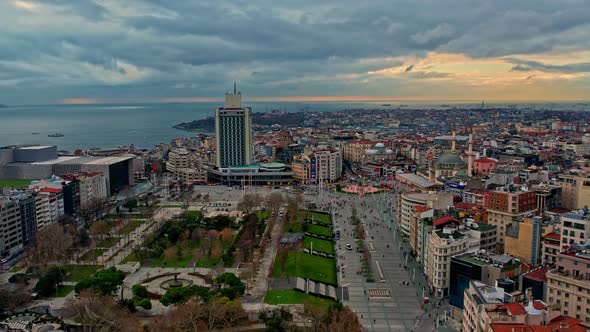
[1,1,590,105]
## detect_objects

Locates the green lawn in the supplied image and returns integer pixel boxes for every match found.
[78,248,107,262]
[306,224,333,238]
[8,265,25,273]
[63,265,99,282]
[264,290,337,309]
[149,255,164,267]
[94,236,120,248]
[117,219,144,236]
[303,236,334,254]
[298,211,331,225]
[273,252,336,285]
[162,256,193,268]
[285,222,303,233]
[195,256,221,268]
[255,210,269,220]
[184,211,202,219]
[55,285,75,297]
[121,251,139,263]
[0,179,32,188]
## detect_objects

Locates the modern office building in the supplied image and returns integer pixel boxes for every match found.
[0,145,136,195]
[450,252,522,311]
[15,193,36,247]
[215,84,252,168]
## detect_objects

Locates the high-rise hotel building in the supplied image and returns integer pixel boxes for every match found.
[215,84,252,168]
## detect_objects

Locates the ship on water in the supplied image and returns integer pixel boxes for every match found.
[48,133,64,137]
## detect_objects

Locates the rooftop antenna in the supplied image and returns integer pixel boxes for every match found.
[233,81,237,94]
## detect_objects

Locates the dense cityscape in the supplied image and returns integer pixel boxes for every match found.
[0,86,589,331]
[2,1,590,332]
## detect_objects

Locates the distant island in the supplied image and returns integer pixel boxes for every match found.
[174,111,307,132]
[0,104,8,108]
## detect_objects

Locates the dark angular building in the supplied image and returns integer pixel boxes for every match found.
[17,193,36,247]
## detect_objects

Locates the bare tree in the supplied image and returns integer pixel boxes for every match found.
[326,307,363,332]
[237,194,254,214]
[266,192,285,215]
[26,223,74,271]
[0,288,32,313]
[64,290,140,332]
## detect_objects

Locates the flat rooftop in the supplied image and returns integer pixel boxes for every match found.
[18,145,54,150]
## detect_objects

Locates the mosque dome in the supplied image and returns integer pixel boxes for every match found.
[434,152,467,168]
[375,142,385,148]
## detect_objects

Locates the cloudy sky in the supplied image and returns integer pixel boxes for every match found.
[1,0,590,105]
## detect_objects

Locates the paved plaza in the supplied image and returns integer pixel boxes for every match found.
[311,187,459,332]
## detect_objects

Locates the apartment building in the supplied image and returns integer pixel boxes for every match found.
[559,173,590,210]
[504,216,558,265]
[166,148,193,172]
[0,197,23,259]
[399,192,453,237]
[542,232,561,266]
[464,281,563,332]
[426,225,472,297]
[560,211,590,251]
[487,187,537,253]
[546,244,590,323]
[343,139,375,163]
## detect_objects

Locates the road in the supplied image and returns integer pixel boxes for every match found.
[310,184,458,332]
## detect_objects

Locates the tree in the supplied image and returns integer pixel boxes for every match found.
[89,221,110,243]
[238,193,258,214]
[34,267,64,297]
[131,284,152,311]
[148,298,206,332]
[259,308,295,332]
[75,267,125,295]
[266,192,285,215]
[221,227,233,243]
[160,285,211,306]
[26,223,74,271]
[0,288,32,313]
[64,290,141,332]
[215,272,245,300]
[326,307,363,332]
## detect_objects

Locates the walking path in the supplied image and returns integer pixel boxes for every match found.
[246,215,286,302]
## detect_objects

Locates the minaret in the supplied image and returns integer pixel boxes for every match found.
[467,132,474,177]
[451,131,457,152]
[428,157,436,183]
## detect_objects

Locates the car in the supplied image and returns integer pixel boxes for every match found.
[346,244,353,250]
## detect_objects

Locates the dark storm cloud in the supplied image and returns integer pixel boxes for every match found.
[0,0,589,104]
[506,58,590,74]
[510,64,532,72]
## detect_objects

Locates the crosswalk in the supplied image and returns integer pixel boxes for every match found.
[368,288,391,299]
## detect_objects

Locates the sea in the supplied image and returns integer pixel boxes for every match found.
[0,101,587,152]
